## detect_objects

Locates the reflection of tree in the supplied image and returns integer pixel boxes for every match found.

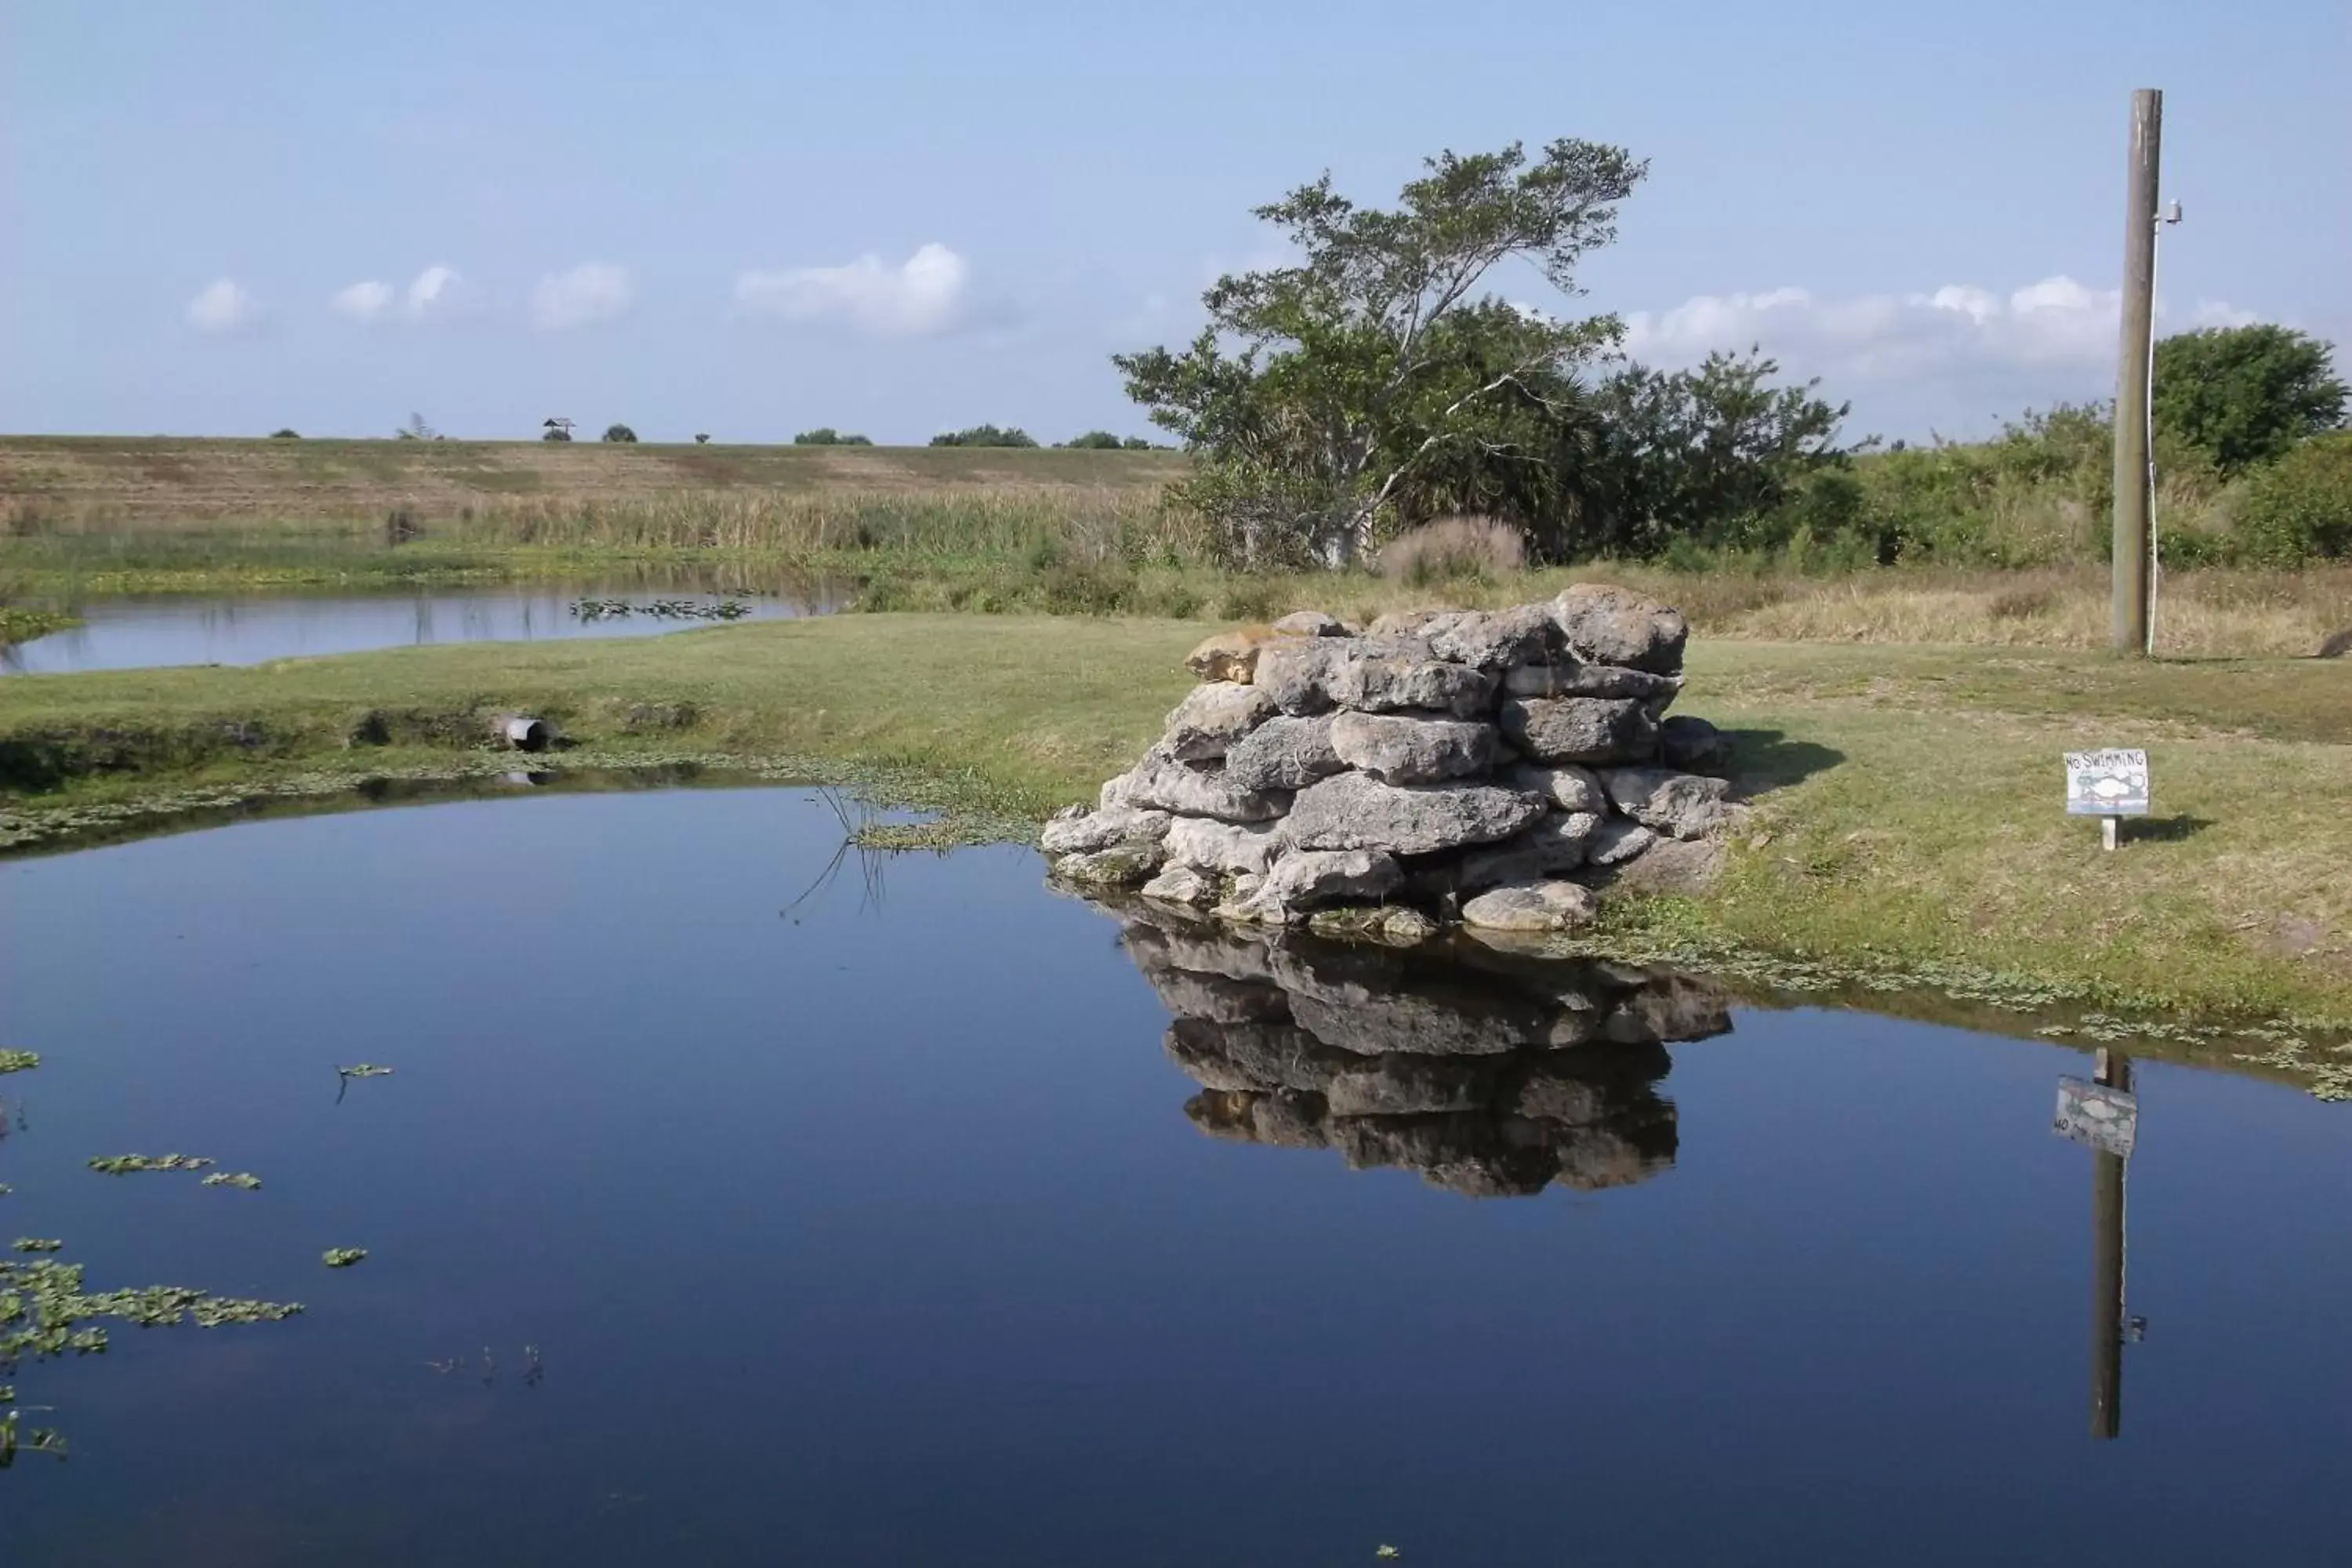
[1102,900,1732,1197]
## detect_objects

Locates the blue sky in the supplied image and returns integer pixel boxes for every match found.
[6,0,2346,444]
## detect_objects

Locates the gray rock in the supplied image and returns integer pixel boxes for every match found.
[1325,1055,1505,1117]
[1599,767,1737,840]
[1184,1089,1333,1149]
[1454,811,1602,891]
[1504,762,1609,814]
[1278,975,1551,1058]
[1283,771,1546,856]
[1597,835,1727,897]
[1418,604,1564,670]
[1114,752,1290,823]
[1552,584,1690,674]
[1271,609,1349,637]
[1222,714,1345,793]
[1253,638,1348,715]
[1329,711,1499,784]
[1305,904,1442,946]
[1497,696,1660,765]
[1330,648,1497,718]
[1134,962,1288,1022]
[1366,608,1448,637]
[1047,839,1165,888]
[1461,880,1601,933]
[1586,818,1657,867]
[1163,815,1282,876]
[1120,919,1281,989]
[1040,804,1171,856]
[1660,714,1733,773]
[1161,681,1276,762]
[1502,660,1685,702]
[1138,863,1218,906]
[1164,1018,1335,1094]
[1226,848,1403,923]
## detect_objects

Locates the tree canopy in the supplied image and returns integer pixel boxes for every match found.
[930,425,1038,448]
[1115,138,1645,563]
[602,423,638,443]
[2154,325,2347,477]
[793,428,873,445]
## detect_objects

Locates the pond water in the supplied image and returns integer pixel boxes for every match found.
[0,586,831,675]
[2,788,2349,1566]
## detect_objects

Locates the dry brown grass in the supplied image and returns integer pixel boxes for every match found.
[0,437,1184,528]
[1375,515,1526,582]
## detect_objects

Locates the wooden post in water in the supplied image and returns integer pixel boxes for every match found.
[2089,1049,2133,1439]
[2111,89,2162,655]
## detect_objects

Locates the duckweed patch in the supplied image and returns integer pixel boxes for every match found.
[321,1248,367,1269]
[0,1053,35,1076]
[337,1065,394,1080]
[201,1172,263,1191]
[11,1240,63,1254]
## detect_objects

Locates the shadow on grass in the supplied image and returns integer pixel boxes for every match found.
[2129,814,2216,844]
[1723,728,1845,795]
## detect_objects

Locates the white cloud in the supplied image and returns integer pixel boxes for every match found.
[530,263,633,331]
[405,264,471,321]
[735,243,971,338]
[186,278,262,335]
[329,279,394,323]
[1621,274,2261,384]
[2192,299,2259,329]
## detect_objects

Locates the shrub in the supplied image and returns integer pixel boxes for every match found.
[930,425,1038,448]
[603,423,638,443]
[269,428,299,439]
[2231,433,2352,564]
[2154,325,2347,477]
[1062,430,1125,449]
[793,428,873,445]
[1376,515,1526,584]
[542,427,572,442]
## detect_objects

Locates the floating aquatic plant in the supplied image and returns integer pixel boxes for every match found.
[11,1240,63,1254]
[321,1248,367,1269]
[200,1173,263,1192]
[87,1154,214,1175]
[337,1065,394,1079]
[0,1052,36,1076]
[570,597,751,622]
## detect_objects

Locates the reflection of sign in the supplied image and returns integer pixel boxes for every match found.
[2065,750,2150,816]
[2056,1076,2138,1156]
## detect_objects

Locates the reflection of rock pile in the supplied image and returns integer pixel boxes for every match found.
[1109,899,1733,1197]
[1042,587,1741,938]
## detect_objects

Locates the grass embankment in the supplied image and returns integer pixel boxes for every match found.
[1,608,78,648]
[4,614,2347,1029]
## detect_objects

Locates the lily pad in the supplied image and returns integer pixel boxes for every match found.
[12,1239,64,1254]
[0,1051,36,1075]
[201,1172,263,1192]
[321,1248,368,1269]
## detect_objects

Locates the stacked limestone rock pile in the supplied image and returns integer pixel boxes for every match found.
[1043,585,1739,938]
[1107,899,1731,1196]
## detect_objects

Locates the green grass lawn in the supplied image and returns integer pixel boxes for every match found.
[3,614,2347,1027]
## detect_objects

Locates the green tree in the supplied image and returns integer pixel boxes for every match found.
[1584,348,1854,557]
[930,425,1038,448]
[602,423,638,443]
[2152,325,2347,477]
[269,428,299,439]
[1114,138,1644,563]
[792,427,873,445]
[1062,430,1125,449]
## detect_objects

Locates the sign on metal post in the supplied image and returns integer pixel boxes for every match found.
[2055,1075,2139,1158]
[2065,749,2150,851]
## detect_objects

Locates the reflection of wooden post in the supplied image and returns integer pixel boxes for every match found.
[2090,1050,2133,1439]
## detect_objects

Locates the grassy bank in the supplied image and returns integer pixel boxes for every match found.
[1,607,78,648]
[4,614,2347,1030]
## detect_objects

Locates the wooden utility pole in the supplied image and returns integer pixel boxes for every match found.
[2088,1050,2133,1439]
[2111,89,2162,654]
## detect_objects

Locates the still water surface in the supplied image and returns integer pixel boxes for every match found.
[1,586,827,674]
[2,789,2347,1565]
